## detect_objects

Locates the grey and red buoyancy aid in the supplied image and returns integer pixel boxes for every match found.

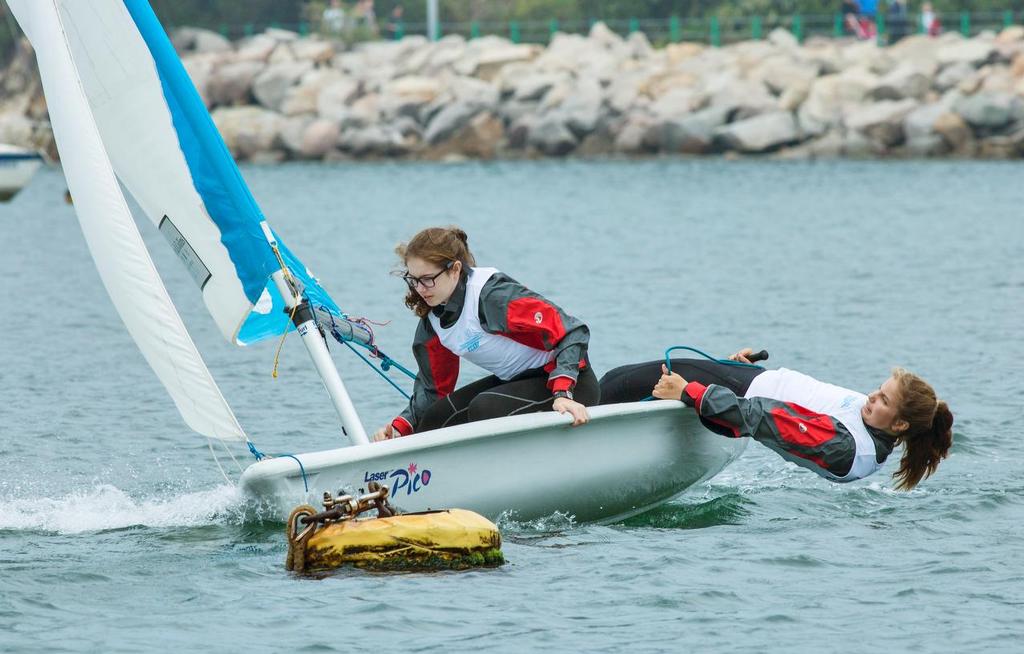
[392,267,590,435]
[683,368,895,482]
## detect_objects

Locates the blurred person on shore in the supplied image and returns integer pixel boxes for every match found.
[888,0,909,44]
[921,2,942,36]
[321,0,346,34]
[842,0,867,39]
[384,4,404,40]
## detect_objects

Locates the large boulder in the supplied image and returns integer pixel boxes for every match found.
[235,34,278,62]
[211,106,284,159]
[645,105,729,154]
[472,44,540,81]
[751,55,820,96]
[316,79,361,122]
[845,98,918,147]
[172,27,232,55]
[903,102,949,141]
[280,69,344,116]
[252,61,313,112]
[528,114,578,156]
[206,60,264,106]
[713,111,800,153]
[934,61,976,92]
[953,92,1020,129]
[937,39,996,67]
[933,111,973,150]
[424,100,486,145]
[378,76,443,121]
[338,124,408,156]
[289,39,336,64]
[798,69,879,135]
[424,111,504,159]
[277,114,313,155]
[556,77,604,138]
[870,63,934,100]
[706,78,775,121]
[299,119,341,158]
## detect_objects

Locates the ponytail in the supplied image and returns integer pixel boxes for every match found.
[891,369,954,491]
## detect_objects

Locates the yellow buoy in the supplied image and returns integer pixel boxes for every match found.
[286,484,503,573]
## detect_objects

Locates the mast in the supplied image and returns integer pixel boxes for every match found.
[263,227,369,446]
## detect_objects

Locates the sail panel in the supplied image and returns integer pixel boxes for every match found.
[122,0,342,344]
[9,0,247,441]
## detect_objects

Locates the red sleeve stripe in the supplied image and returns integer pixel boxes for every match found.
[548,375,574,392]
[391,417,414,437]
[504,297,566,350]
[684,381,708,408]
[425,335,459,398]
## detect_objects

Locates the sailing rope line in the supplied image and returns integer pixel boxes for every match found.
[641,345,766,401]
[268,241,301,379]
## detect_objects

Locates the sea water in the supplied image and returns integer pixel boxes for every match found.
[1,160,1021,652]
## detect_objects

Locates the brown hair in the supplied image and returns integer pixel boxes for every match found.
[395,226,476,317]
[890,368,954,491]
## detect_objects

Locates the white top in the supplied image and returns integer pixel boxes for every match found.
[745,368,882,482]
[428,267,554,381]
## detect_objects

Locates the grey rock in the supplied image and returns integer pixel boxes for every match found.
[172,27,232,55]
[954,92,1019,129]
[206,60,264,106]
[904,102,948,140]
[424,101,485,145]
[528,115,578,156]
[937,39,996,67]
[316,79,361,122]
[713,111,801,153]
[646,105,729,154]
[845,99,918,146]
[934,62,975,92]
[252,61,313,111]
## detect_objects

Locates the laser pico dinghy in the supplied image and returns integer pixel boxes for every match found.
[11,0,746,524]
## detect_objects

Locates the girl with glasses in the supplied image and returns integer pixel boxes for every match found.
[373,226,599,442]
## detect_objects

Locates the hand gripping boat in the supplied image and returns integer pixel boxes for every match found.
[11,0,747,526]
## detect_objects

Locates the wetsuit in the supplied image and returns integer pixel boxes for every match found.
[390,267,598,436]
[601,360,896,482]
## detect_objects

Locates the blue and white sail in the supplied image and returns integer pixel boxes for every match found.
[46,0,340,346]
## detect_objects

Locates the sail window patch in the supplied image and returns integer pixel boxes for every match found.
[159,215,211,290]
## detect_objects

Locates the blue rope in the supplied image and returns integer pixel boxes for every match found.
[246,442,309,492]
[642,345,765,401]
[342,340,412,399]
[662,345,764,374]
[313,304,416,395]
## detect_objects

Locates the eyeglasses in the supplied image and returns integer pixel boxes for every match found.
[402,261,454,290]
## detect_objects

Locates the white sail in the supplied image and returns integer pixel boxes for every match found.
[9,0,246,442]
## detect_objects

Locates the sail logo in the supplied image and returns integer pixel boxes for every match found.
[363,462,432,496]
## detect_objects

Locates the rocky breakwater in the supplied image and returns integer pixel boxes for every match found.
[7,23,1024,160]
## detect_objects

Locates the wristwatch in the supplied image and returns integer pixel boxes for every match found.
[553,390,574,401]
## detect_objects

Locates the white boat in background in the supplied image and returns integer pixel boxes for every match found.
[10,0,745,524]
[0,144,43,201]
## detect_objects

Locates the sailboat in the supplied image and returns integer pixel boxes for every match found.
[0,144,43,201]
[10,0,746,524]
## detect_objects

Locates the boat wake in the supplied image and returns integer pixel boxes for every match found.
[0,483,243,534]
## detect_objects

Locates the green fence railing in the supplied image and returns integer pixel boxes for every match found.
[174,10,1022,48]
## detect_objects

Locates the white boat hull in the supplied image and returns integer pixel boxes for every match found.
[0,146,42,201]
[239,401,747,524]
